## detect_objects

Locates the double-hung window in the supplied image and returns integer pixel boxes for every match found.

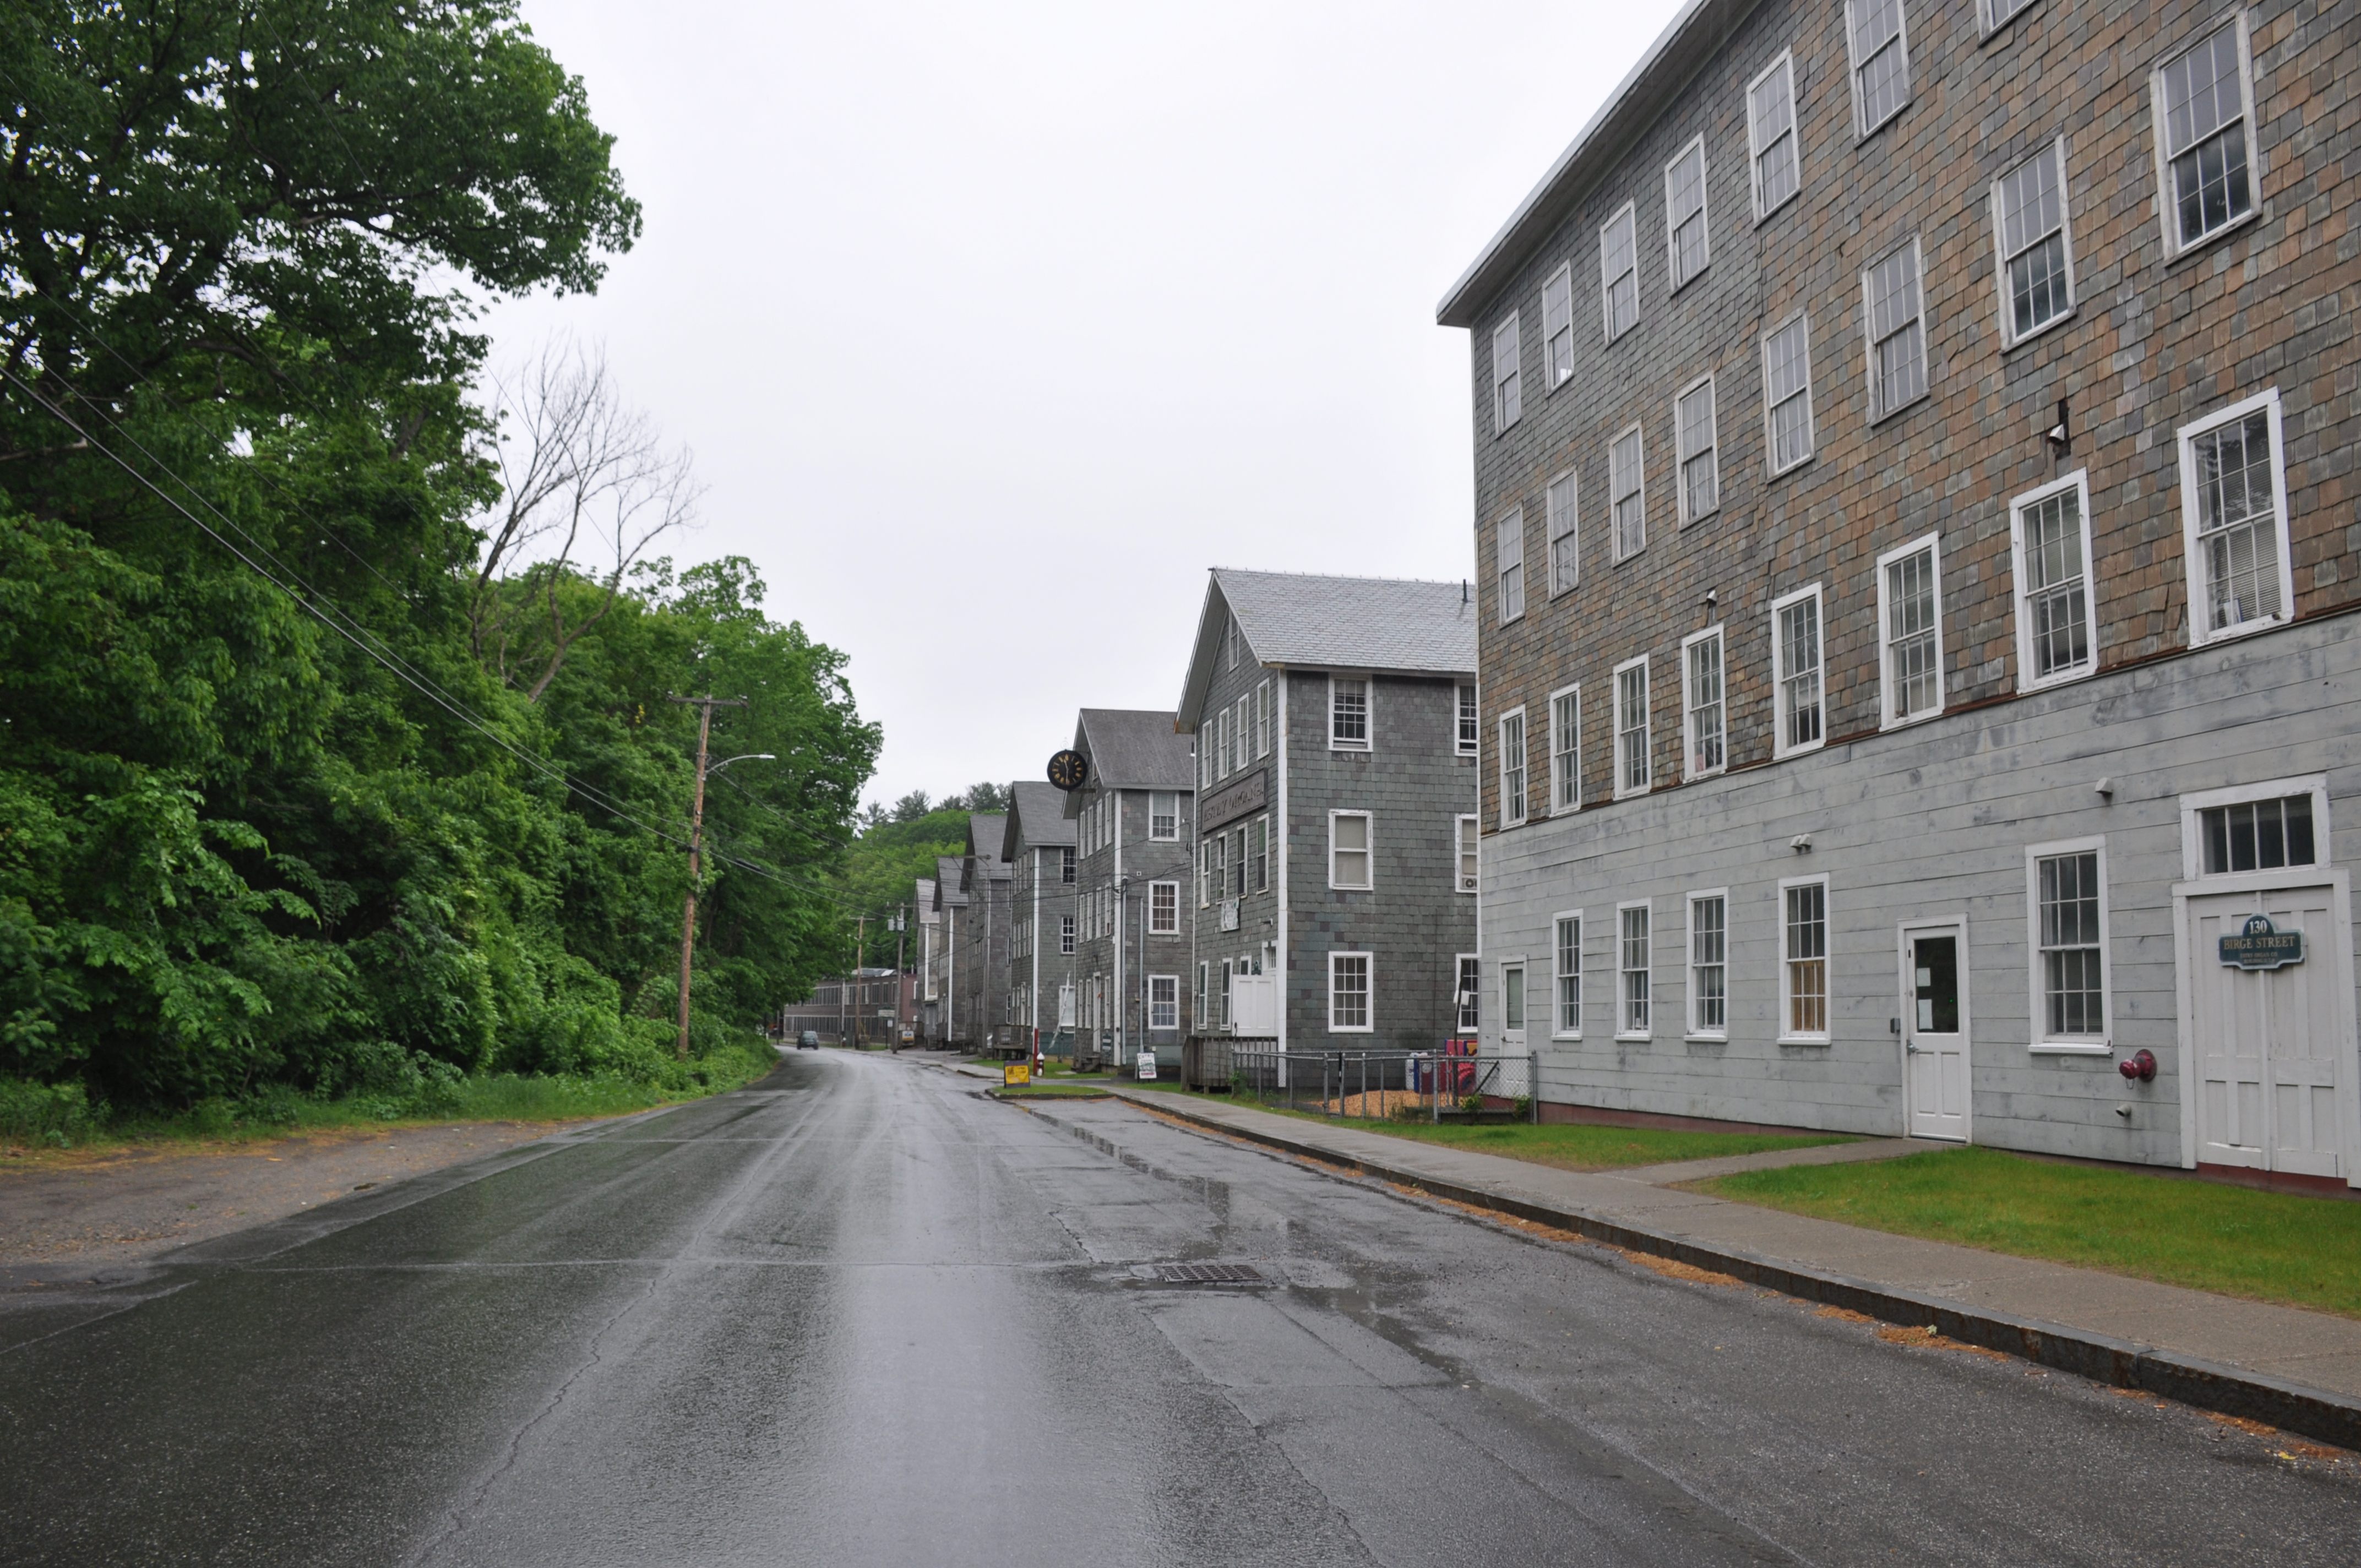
[1617,902,1651,1038]
[1613,656,1651,799]
[1456,955,1482,1032]
[1688,892,1728,1038]
[1877,534,1944,726]
[1455,815,1479,894]
[1330,676,1370,749]
[1680,628,1725,778]
[2178,390,2291,644]
[1231,827,1248,899]
[1542,263,1575,389]
[1148,975,1179,1032]
[1546,471,1579,595]
[1149,881,1178,935]
[1982,0,2037,34]
[1846,0,1911,138]
[1150,791,1179,840]
[1250,816,1269,893]
[1771,585,1825,756]
[1060,915,1075,955]
[1061,846,1075,884]
[1329,952,1372,1033]
[1497,709,1527,828]
[2153,18,2255,257]
[1329,811,1372,890]
[1600,203,1639,343]
[1553,913,1582,1038]
[1254,680,1270,758]
[2010,472,2097,688]
[1497,510,1526,624]
[1761,314,1814,473]
[1747,52,1800,220]
[1216,707,1233,778]
[1862,238,1927,421]
[1234,696,1250,774]
[2027,840,2108,1050]
[1663,138,1710,292]
[1993,140,2074,345]
[1456,683,1479,755]
[1781,877,1830,1041]
[1674,377,1718,523]
[1548,684,1581,813]
[1492,313,1522,433]
[1610,425,1646,560]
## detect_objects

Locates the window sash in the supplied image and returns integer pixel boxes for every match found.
[1550,688,1581,812]
[1882,545,1941,722]
[1775,592,1824,752]
[1331,677,1369,747]
[1497,510,1525,623]
[1457,684,1479,753]
[1611,427,1645,559]
[1149,881,1178,934]
[1546,471,1579,594]
[1664,140,1709,290]
[1498,712,1527,826]
[1995,144,2071,339]
[1542,263,1574,386]
[2016,484,2091,680]
[1748,55,1799,216]
[1600,206,1639,341]
[1457,815,1479,892]
[1502,965,1526,1035]
[1615,661,1650,795]
[2035,852,2103,1037]
[1762,315,1814,471]
[1492,313,1521,432]
[1554,916,1582,1034]
[1690,896,1727,1035]
[1848,0,1911,135]
[1865,242,1925,418]
[1675,379,1717,520]
[1255,680,1270,758]
[1148,976,1178,1032]
[1456,955,1482,1032]
[1330,813,1372,889]
[1684,632,1724,776]
[2200,796,2316,875]
[1251,816,1269,892]
[1330,954,1370,1031]
[2190,410,2283,631]
[1151,791,1178,840]
[1783,881,1828,1037]
[1618,905,1651,1035]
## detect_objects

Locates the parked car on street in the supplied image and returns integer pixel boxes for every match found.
[797,1030,820,1050]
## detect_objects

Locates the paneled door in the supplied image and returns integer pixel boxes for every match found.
[1903,924,1970,1141]
[2187,887,2347,1178]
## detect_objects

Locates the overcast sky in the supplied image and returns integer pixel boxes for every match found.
[482,0,1689,813]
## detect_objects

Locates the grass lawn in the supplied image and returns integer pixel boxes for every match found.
[1699,1145,2361,1319]
[989,1083,1113,1099]
[1315,1117,1855,1172]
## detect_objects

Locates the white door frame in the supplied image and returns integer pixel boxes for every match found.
[2170,865,2360,1185]
[1896,913,1972,1143]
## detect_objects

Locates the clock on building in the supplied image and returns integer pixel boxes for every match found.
[1046,749,1089,791]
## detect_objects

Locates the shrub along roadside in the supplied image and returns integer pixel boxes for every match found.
[0,1034,778,1152]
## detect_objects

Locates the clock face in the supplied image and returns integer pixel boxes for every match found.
[1047,749,1089,791]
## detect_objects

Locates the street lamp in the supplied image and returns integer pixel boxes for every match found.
[666,700,773,1059]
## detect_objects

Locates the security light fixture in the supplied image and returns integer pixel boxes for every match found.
[2044,396,2070,458]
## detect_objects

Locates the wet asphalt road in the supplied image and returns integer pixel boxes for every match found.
[2,1052,2356,1567]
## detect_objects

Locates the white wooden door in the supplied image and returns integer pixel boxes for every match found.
[1903,925,1970,1141]
[2188,887,2345,1178]
[1233,974,1277,1036]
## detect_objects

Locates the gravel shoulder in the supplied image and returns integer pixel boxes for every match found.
[0,1121,594,1271]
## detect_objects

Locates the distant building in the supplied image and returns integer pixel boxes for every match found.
[928,855,969,1048]
[1176,569,1480,1056]
[954,812,1014,1050]
[779,969,912,1046]
[1064,709,1198,1068]
[913,876,941,1042]
[1002,781,1079,1055]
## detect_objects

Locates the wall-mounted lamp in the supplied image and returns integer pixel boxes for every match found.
[1702,588,1718,611]
[1789,833,1813,853]
[2045,396,2071,458]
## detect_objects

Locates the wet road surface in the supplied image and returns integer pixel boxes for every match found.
[3,1051,2355,1566]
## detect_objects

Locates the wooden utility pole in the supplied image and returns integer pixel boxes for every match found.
[852,913,868,1047]
[669,694,747,1059]
[892,907,907,1052]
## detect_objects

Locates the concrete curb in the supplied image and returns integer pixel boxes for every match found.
[1109,1087,2361,1453]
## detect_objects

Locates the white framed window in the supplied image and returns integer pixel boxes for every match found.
[1231,826,1248,899]
[1616,901,1652,1039]
[1663,137,1710,292]
[1497,509,1526,624]
[1200,836,1223,907]
[1499,960,1527,1043]
[1674,375,1718,524]
[1747,51,1800,221]
[1599,202,1639,343]
[1492,312,1522,433]
[1217,960,1231,1029]
[2151,15,2257,259]
[1610,424,1646,561]
[1148,974,1179,1032]
[1226,619,1239,670]
[1687,890,1728,1039]
[1992,138,2075,347]
[2009,471,2097,689]
[1876,533,1944,727]
[1198,731,1211,790]
[1456,955,1481,1033]
[1982,0,2038,35]
[1779,875,1830,1043]
[1862,237,1927,422]
[2025,839,2109,1053]
[1761,313,1815,474]
[2179,775,2329,880]
[1497,707,1527,828]
[1455,814,1479,894]
[1548,683,1581,814]
[1613,655,1651,799]
[1456,683,1479,755]
[1329,675,1370,750]
[1061,846,1074,884]
[1846,0,1912,139]
[1216,706,1233,778]
[1553,912,1583,1038]
[2177,388,2291,645]
[1544,470,1579,596]
[1329,951,1372,1033]
[1233,696,1250,775]
[1680,627,1725,779]
[1770,584,1826,758]
[1250,815,1269,893]
[1328,810,1372,890]
[1060,914,1075,955]
[1542,261,1575,389]
[1194,961,1207,1023]
[1255,679,1271,758]
[1150,791,1179,840]
[1149,880,1179,935]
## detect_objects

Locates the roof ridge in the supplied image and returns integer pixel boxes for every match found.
[1213,564,1467,589]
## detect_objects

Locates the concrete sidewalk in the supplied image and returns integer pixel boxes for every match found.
[1100,1083,2361,1451]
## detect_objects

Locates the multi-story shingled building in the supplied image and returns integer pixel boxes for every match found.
[927,852,970,1048]
[1443,0,2358,1183]
[1063,709,1198,1069]
[1002,781,1079,1055]
[1177,569,1481,1058]
[912,875,942,1043]
[952,814,1013,1050]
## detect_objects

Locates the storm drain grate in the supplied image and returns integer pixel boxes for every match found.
[1154,1262,1269,1286]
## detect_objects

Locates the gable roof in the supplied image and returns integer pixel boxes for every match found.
[914,876,938,923]
[1071,709,1194,797]
[964,813,1010,877]
[1177,568,1478,728]
[1001,780,1077,861]
[934,854,969,906]
[1437,0,1759,328]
